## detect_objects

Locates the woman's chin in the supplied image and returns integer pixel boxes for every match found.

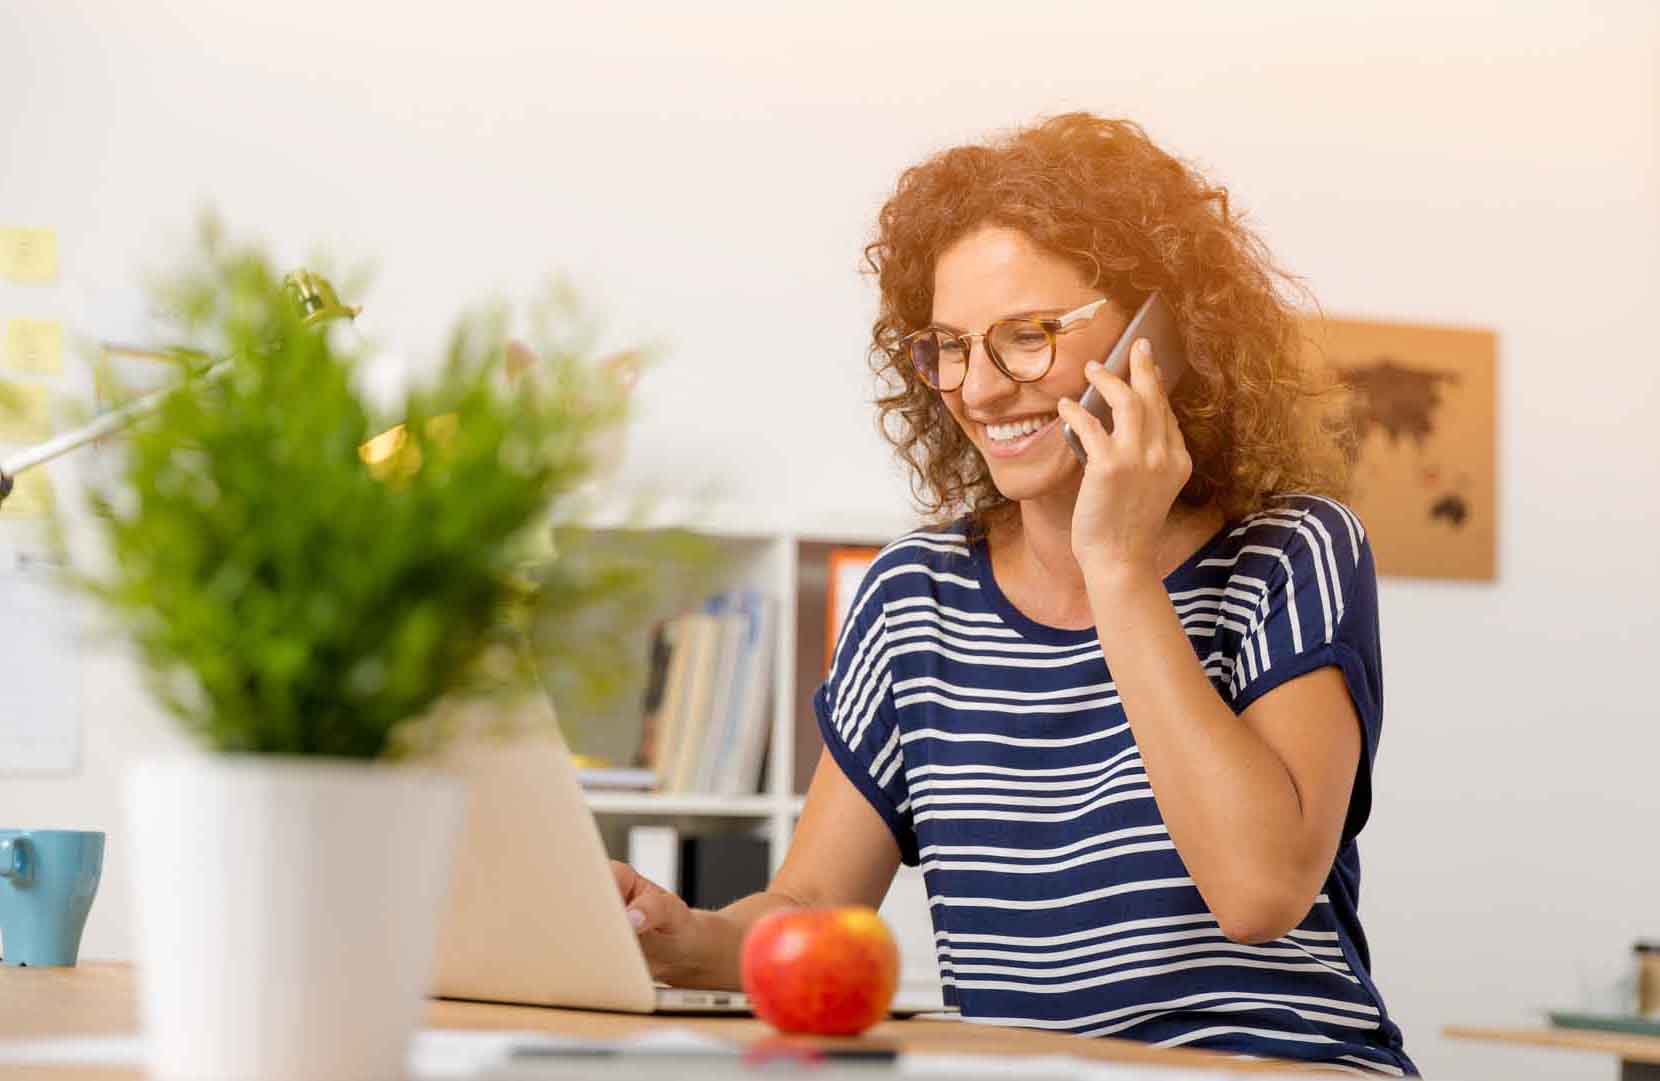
[985,456,1080,505]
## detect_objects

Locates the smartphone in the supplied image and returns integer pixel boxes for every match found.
[1061,290,1190,464]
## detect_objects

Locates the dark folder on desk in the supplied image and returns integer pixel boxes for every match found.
[1549,1011,1660,1037]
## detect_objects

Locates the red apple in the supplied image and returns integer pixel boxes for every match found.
[740,906,900,1036]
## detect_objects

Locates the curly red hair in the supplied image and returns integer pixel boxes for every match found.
[863,113,1349,532]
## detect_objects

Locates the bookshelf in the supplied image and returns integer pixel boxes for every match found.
[566,500,918,870]
[567,503,946,1002]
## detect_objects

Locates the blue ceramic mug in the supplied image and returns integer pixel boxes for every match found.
[0,830,104,967]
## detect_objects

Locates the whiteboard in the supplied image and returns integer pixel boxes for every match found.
[0,551,81,774]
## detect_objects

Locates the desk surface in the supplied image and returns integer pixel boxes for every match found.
[1445,1023,1660,1065]
[0,962,1301,1077]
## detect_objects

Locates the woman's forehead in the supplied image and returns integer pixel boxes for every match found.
[931,226,1091,325]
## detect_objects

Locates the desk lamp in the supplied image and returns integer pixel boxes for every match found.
[0,271,360,508]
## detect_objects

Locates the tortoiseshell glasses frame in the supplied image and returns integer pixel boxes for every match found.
[900,298,1109,393]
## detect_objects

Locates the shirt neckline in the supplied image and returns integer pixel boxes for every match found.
[968,515,1234,646]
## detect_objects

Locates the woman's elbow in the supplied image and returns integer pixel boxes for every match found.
[1212,882,1319,945]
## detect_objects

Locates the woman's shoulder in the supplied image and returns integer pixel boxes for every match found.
[868,517,976,571]
[1222,494,1368,565]
[842,517,979,614]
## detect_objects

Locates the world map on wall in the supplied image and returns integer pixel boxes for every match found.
[1334,357,1469,528]
[1300,316,1496,581]
[1338,357,1458,447]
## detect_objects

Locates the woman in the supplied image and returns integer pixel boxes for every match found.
[613,113,1416,1076]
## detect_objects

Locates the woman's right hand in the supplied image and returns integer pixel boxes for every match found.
[609,859,703,985]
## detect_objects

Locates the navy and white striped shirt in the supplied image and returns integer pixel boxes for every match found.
[813,495,1415,1076]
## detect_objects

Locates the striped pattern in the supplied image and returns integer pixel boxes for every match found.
[813,496,1414,1075]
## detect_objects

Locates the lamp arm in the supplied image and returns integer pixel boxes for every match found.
[0,360,230,506]
[0,268,357,508]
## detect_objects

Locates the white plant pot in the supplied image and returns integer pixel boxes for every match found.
[126,754,463,1081]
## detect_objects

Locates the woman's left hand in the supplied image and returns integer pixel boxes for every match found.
[1056,339,1193,579]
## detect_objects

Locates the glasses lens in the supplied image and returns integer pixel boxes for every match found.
[910,331,968,390]
[988,320,1054,381]
[908,332,941,387]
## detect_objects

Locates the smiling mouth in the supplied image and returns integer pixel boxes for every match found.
[982,412,1057,445]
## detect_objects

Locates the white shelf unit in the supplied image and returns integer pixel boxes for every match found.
[568,502,917,872]
[568,505,944,1001]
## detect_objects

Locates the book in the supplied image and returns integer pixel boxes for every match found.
[687,597,753,790]
[644,615,699,783]
[687,617,740,793]
[628,590,777,795]
[629,622,675,771]
[716,592,776,796]
[663,613,721,792]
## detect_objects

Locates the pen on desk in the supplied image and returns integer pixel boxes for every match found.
[746,1045,899,1066]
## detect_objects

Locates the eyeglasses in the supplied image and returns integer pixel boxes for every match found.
[900,298,1109,392]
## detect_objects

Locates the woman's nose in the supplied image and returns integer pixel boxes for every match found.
[959,339,1015,408]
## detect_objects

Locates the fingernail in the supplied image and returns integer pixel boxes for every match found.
[627,908,646,931]
[1085,360,1103,373]
[1135,338,1152,357]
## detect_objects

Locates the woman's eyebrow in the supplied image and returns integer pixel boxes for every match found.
[930,308,1062,332]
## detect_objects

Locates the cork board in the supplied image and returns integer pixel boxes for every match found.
[1300,316,1498,581]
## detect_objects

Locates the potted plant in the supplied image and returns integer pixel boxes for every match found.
[55,220,710,1081]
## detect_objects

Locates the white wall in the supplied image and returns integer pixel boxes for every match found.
[3,3,1657,1077]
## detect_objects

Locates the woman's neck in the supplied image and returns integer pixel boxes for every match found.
[989,493,1224,612]
[997,495,1083,595]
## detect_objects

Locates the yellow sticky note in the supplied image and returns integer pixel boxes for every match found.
[0,468,53,518]
[0,227,59,283]
[5,319,63,375]
[0,382,51,441]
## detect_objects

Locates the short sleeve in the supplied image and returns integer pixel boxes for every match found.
[812,561,919,866]
[1228,498,1382,844]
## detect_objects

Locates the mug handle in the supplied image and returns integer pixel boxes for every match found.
[0,838,30,883]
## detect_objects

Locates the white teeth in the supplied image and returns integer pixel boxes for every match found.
[986,414,1053,442]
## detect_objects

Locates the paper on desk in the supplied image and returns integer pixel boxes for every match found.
[898,1052,1087,1077]
[0,1032,519,1076]
[602,1028,736,1054]
[0,1030,728,1078]
[0,1035,145,1067]
[900,1052,1240,1079]
[0,1030,1257,1081]
[413,1029,540,1077]
[415,1027,736,1077]
[1070,1069,1228,1080]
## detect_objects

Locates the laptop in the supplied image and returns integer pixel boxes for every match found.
[430,712,953,1017]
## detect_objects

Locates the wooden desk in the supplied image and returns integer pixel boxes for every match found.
[1446,1024,1660,1081]
[0,962,1312,1078]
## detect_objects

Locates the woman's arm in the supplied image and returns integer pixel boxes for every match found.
[1057,343,1361,943]
[1082,564,1360,943]
[613,747,902,988]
